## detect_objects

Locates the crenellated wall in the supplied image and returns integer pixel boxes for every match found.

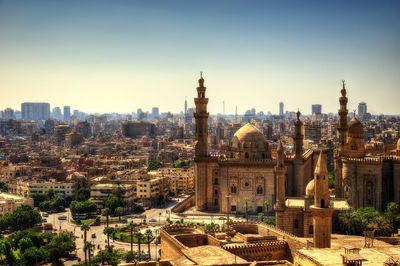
[223,241,287,261]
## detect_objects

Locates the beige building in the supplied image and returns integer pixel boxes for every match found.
[9,179,76,198]
[157,166,194,194]
[136,175,169,206]
[90,183,135,210]
[0,192,34,215]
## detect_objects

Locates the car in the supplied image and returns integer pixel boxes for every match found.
[91,233,96,238]
[42,213,49,217]
[58,215,67,220]
[89,222,100,226]
[149,218,157,223]
[42,218,47,222]
[219,217,227,220]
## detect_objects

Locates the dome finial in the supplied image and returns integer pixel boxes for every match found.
[341,80,347,97]
[198,71,204,87]
[296,109,301,121]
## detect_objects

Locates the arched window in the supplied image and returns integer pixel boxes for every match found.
[321,199,325,208]
[231,184,237,194]
[257,185,263,195]
[245,152,249,159]
[214,178,218,185]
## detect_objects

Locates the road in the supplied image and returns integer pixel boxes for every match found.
[43,194,189,265]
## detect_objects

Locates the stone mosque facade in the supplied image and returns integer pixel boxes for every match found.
[335,81,400,211]
[193,75,400,237]
[193,75,321,216]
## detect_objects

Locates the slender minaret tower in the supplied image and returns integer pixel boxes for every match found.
[310,151,334,248]
[275,140,286,208]
[194,72,209,158]
[293,110,304,159]
[338,80,348,152]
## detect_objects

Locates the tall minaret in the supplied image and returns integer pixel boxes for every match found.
[338,80,348,152]
[293,110,303,159]
[275,140,286,209]
[310,151,334,248]
[194,72,209,158]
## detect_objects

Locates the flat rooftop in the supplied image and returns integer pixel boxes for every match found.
[183,245,247,265]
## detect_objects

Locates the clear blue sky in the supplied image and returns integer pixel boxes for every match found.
[0,0,399,115]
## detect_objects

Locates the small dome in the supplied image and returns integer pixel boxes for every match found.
[305,179,314,197]
[231,123,265,149]
[348,117,363,137]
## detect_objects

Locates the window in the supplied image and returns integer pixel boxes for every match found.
[257,185,263,195]
[231,184,237,194]
[245,182,249,187]
[321,199,325,208]
[294,219,299,229]
[257,206,263,213]
[309,225,313,234]
[214,189,218,195]
[231,205,236,212]
[214,198,218,206]
[245,152,249,159]
[214,178,218,185]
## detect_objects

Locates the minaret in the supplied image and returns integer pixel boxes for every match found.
[310,151,334,248]
[275,140,286,209]
[337,80,348,152]
[194,72,209,158]
[293,110,303,159]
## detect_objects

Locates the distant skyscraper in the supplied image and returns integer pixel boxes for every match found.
[63,106,71,121]
[21,102,50,121]
[152,107,159,118]
[358,102,367,118]
[279,102,284,116]
[52,107,62,120]
[312,104,322,115]
[3,108,14,119]
[184,97,188,114]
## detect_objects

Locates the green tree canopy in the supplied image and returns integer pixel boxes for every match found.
[75,187,91,202]
[104,195,125,214]
[148,160,162,171]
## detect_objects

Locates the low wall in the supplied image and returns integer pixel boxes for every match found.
[171,193,195,213]
[376,236,400,245]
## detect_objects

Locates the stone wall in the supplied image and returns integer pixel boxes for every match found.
[171,193,195,213]
[223,241,287,261]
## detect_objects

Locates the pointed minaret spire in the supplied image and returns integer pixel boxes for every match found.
[338,80,349,151]
[293,109,303,159]
[275,140,286,209]
[194,72,209,157]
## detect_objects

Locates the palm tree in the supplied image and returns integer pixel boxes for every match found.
[103,207,110,228]
[81,223,90,264]
[145,229,154,260]
[258,212,264,222]
[127,221,136,252]
[104,227,115,250]
[116,206,124,221]
[243,197,250,222]
[84,241,94,265]
[264,200,271,217]
[135,231,144,261]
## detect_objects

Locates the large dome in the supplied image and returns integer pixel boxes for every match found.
[231,123,265,149]
[348,117,363,137]
[229,123,270,159]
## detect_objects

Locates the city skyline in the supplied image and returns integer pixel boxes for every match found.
[1,0,399,115]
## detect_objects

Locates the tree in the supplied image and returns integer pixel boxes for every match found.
[135,231,144,261]
[124,251,138,264]
[21,246,46,265]
[104,195,124,214]
[81,223,90,264]
[127,221,136,252]
[145,229,153,260]
[116,206,124,221]
[258,212,264,222]
[84,241,95,265]
[384,202,400,233]
[70,200,97,215]
[29,193,48,207]
[0,238,17,265]
[264,216,276,226]
[75,187,91,202]
[103,207,110,228]
[47,232,76,264]
[113,181,126,199]
[148,160,162,171]
[168,190,175,197]
[46,188,55,200]
[0,181,8,192]
[9,204,42,231]
[264,200,271,217]
[104,227,115,250]
[243,197,250,222]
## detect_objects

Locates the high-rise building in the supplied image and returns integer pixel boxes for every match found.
[279,102,284,116]
[184,97,188,114]
[3,108,14,119]
[152,107,159,118]
[63,106,71,121]
[358,102,367,118]
[21,102,50,121]
[312,104,322,115]
[52,107,62,120]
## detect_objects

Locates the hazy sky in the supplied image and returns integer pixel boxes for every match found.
[1,0,399,115]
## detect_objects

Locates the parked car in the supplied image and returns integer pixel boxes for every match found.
[91,233,96,238]
[58,215,67,220]
[42,213,49,217]
[89,222,100,226]
[149,218,157,223]
[42,218,47,222]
